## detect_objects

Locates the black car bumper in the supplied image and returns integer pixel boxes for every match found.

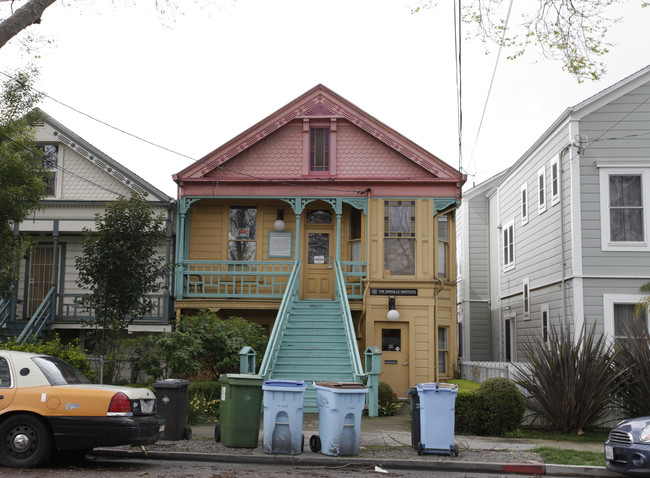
[606,441,650,475]
[48,415,165,450]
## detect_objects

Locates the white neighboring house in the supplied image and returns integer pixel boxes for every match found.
[1,110,175,347]
[457,65,650,363]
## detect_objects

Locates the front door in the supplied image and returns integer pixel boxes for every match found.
[375,322,410,398]
[27,245,54,317]
[302,227,334,299]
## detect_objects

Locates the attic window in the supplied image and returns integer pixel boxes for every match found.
[310,128,329,172]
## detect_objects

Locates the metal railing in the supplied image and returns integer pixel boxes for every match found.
[180,260,294,299]
[259,261,302,378]
[335,260,364,379]
[17,286,56,344]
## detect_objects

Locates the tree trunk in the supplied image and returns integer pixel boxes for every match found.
[0,0,57,50]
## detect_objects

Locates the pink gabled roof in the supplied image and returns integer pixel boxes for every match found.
[174,84,461,184]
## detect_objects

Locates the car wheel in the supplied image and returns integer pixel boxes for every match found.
[0,415,53,468]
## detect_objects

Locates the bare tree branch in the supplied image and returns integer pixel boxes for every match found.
[0,0,56,50]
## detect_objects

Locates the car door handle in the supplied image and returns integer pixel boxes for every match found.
[402,362,408,366]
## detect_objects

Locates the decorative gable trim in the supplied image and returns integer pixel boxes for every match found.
[182,85,460,182]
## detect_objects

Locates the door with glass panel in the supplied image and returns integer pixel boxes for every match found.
[374,322,409,399]
[302,209,335,299]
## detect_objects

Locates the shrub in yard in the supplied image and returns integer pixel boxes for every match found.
[454,389,479,434]
[516,323,623,434]
[472,377,525,436]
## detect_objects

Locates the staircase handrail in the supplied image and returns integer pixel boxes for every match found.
[0,298,10,329]
[334,260,364,379]
[17,286,56,344]
[259,260,302,378]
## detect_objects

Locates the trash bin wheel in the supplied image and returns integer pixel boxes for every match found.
[183,427,192,440]
[301,434,305,453]
[309,434,321,453]
[453,444,459,457]
[416,441,423,456]
[214,422,221,443]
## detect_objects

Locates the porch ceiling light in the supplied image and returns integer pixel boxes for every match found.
[387,297,400,321]
[274,208,286,231]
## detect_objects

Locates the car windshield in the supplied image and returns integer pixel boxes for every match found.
[32,356,92,386]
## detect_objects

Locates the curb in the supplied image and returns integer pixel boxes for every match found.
[90,448,617,476]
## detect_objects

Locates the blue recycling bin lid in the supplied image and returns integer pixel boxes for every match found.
[417,382,458,393]
[262,379,305,391]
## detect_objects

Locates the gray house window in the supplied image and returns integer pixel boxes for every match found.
[503,220,515,271]
[609,175,643,242]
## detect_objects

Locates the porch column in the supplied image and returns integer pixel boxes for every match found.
[294,213,301,260]
[50,221,59,321]
[334,199,342,261]
[175,198,189,299]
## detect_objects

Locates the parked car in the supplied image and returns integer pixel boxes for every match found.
[0,350,164,468]
[606,416,650,475]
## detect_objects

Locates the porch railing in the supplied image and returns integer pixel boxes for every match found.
[17,286,56,344]
[339,261,366,299]
[58,293,170,325]
[334,260,364,379]
[179,260,295,299]
[259,261,302,378]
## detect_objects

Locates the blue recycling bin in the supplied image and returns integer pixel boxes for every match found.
[310,381,367,456]
[262,379,306,455]
[416,382,458,456]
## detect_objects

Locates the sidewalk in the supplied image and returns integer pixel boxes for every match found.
[94,412,618,477]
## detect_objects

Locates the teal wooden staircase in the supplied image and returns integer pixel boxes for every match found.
[0,287,56,343]
[259,261,364,412]
[269,300,357,411]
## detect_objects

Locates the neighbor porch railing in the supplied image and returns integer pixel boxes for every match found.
[259,261,302,378]
[0,298,10,329]
[17,286,56,344]
[58,293,170,325]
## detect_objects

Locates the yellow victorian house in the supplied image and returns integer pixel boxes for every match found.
[172,85,465,402]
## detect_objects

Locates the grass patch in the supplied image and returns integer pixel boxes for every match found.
[506,428,610,442]
[532,447,605,467]
[447,379,480,392]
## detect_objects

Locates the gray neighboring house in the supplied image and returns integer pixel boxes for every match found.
[0,110,175,347]
[457,65,650,362]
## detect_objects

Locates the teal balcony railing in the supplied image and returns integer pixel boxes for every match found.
[339,261,366,299]
[179,260,295,299]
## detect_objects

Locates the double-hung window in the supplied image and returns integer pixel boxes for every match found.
[604,294,648,344]
[310,128,329,173]
[437,215,449,278]
[523,278,530,320]
[503,220,515,271]
[551,155,560,205]
[38,144,59,196]
[599,167,648,251]
[521,183,528,225]
[384,200,416,275]
[538,166,547,214]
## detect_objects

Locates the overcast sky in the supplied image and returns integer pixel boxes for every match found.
[2,0,650,197]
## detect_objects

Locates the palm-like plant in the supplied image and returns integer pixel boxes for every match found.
[515,323,623,434]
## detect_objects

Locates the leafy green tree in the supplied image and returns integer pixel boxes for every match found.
[131,332,203,382]
[415,0,649,82]
[0,67,48,298]
[75,192,171,382]
[181,311,268,380]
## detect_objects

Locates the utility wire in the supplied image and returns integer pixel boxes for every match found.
[0,70,377,196]
[466,0,515,179]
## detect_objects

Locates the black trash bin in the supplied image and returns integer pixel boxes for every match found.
[407,387,420,449]
[153,379,192,440]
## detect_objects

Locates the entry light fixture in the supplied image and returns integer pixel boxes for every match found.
[274,208,286,231]
[387,297,400,321]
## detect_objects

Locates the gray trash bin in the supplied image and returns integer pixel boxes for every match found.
[153,379,192,440]
[262,379,306,454]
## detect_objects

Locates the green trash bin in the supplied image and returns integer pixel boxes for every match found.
[215,373,264,448]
